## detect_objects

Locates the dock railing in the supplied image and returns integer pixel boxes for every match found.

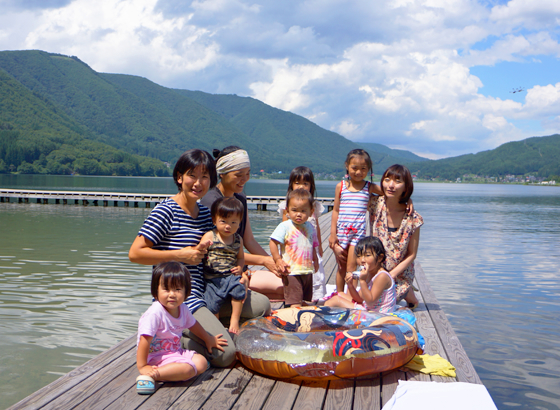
[0,189,335,211]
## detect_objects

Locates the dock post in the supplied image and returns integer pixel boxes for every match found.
[93,200,98,206]
[134,202,138,208]
[327,205,333,212]
[257,204,267,211]
[55,199,60,204]
[82,200,88,206]
[146,202,150,208]
[114,201,118,207]
[63,199,67,205]
[124,201,129,207]
[43,198,48,204]
[75,199,79,205]
[36,198,41,204]
[0,197,3,203]
[103,200,108,207]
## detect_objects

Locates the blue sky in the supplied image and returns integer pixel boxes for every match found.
[0,0,559,159]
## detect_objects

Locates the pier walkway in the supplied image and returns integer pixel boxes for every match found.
[0,189,335,211]
[7,212,481,410]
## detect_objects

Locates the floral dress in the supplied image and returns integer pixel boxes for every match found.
[368,196,423,302]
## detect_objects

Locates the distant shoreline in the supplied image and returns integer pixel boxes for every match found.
[1,173,557,188]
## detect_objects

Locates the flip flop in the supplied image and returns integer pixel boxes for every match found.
[408,302,419,311]
[136,375,156,395]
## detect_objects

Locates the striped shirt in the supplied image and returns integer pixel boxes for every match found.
[337,181,371,226]
[138,198,214,313]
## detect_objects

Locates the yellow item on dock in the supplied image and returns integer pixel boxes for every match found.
[404,354,456,377]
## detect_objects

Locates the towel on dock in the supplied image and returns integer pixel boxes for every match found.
[382,380,497,410]
[403,353,456,377]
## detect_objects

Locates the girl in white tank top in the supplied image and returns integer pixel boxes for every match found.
[324,236,396,313]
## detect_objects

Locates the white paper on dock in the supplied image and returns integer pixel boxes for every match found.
[382,380,498,410]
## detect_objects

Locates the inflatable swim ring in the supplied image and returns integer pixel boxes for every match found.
[235,306,423,380]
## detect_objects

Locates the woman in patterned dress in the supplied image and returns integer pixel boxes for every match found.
[368,164,423,309]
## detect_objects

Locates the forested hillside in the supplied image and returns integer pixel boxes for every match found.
[408,134,560,181]
[173,90,427,175]
[3,49,556,181]
[0,50,426,176]
[0,66,168,176]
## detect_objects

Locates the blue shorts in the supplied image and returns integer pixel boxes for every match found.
[204,275,246,314]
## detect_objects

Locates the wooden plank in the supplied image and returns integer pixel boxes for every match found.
[167,366,233,410]
[322,254,338,286]
[199,365,253,409]
[140,369,225,410]
[405,370,431,382]
[76,364,142,410]
[411,277,433,331]
[261,379,302,410]
[380,370,406,408]
[292,380,329,410]
[415,265,482,384]
[231,374,276,410]
[354,377,381,410]
[323,379,354,410]
[126,373,207,410]
[412,286,457,383]
[8,334,136,410]
[41,348,137,410]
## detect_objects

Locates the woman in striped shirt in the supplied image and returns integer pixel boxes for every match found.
[129,149,270,367]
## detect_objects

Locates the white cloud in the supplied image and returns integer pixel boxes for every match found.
[523,83,560,116]
[1,0,560,158]
[21,0,219,82]
[490,0,560,30]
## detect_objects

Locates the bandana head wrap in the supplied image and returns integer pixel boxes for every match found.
[216,149,251,176]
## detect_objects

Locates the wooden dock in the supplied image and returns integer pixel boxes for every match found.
[7,212,481,410]
[0,189,335,211]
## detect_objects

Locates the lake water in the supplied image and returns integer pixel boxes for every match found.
[1,175,559,409]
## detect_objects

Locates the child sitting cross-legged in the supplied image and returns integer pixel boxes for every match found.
[270,189,319,307]
[324,236,396,314]
[136,261,228,395]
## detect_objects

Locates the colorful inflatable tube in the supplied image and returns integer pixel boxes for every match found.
[235,306,423,380]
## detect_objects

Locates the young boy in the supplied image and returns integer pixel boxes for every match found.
[270,189,319,307]
[200,197,248,334]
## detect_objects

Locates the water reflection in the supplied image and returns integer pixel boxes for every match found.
[1,181,560,409]
[414,183,560,410]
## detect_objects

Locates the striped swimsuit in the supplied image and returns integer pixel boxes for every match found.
[336,180,370,248]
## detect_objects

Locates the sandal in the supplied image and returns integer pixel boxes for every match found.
[136,375,156,395]
[408,302,419,311]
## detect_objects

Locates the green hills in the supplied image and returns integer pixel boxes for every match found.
[408,134,560,181]
[0,50,425,177]
[1,49,557,182]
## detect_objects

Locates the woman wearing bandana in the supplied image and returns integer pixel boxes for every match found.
[201,146,285,300]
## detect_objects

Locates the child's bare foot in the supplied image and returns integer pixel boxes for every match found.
[229,320,240,334]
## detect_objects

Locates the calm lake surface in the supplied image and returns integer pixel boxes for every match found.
[1,175,559,409]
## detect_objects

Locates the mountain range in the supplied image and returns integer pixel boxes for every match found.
[0,50,425,177]
[1,50,558,181]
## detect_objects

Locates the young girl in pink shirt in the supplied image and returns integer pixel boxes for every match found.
[136,262,228,394]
